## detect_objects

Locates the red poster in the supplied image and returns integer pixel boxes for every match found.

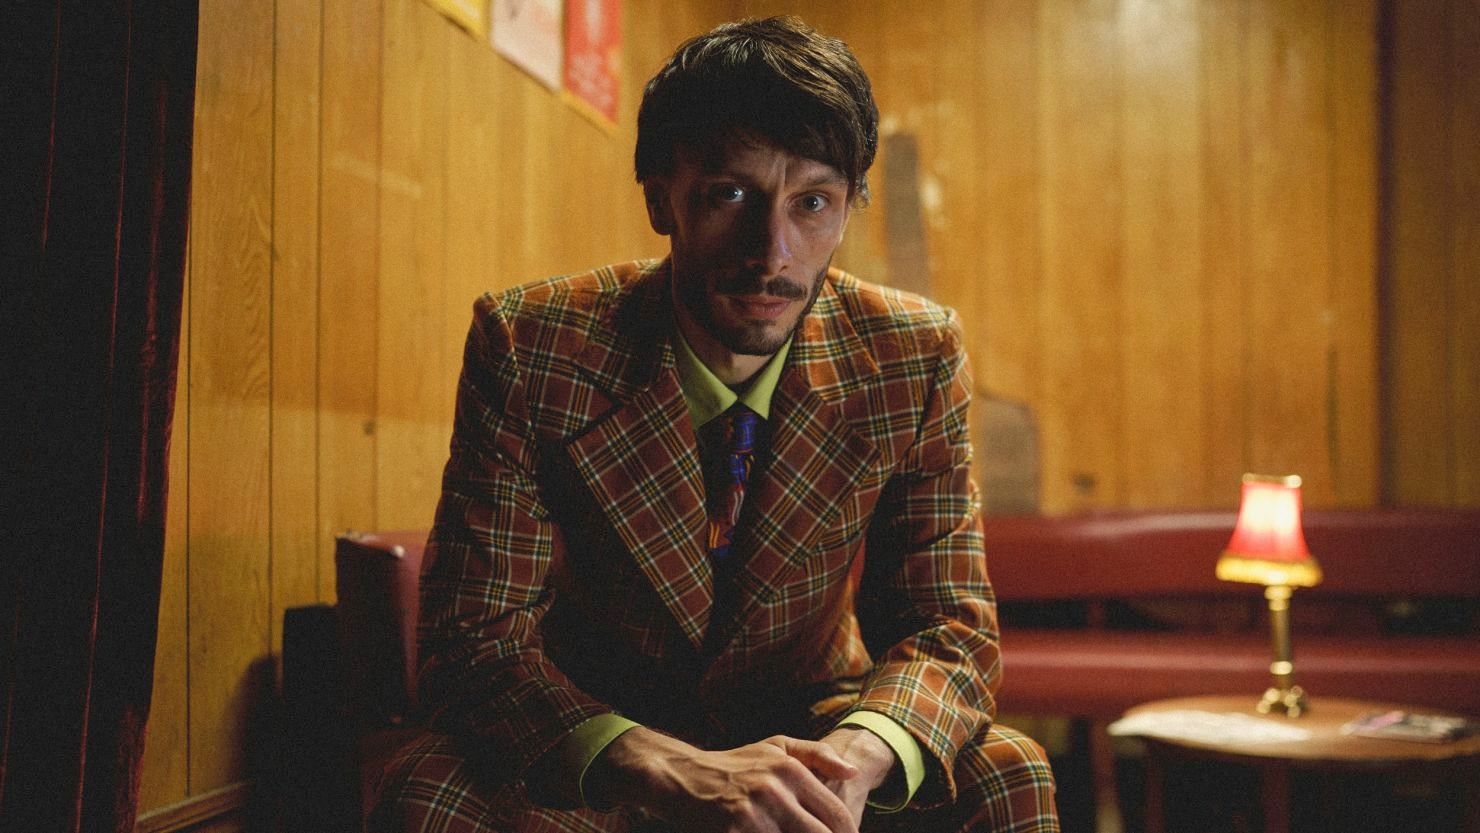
[563,0,621,126]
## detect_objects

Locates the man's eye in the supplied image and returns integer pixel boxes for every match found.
[711,185,745,204]
[798,194,829,213]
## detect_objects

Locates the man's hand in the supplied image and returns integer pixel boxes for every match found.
[590,727,861,832]
[818,727,897,826]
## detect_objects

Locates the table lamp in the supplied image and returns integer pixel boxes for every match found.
[1216,474,1322,717]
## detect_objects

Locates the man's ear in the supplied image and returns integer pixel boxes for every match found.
[644,181,674,235]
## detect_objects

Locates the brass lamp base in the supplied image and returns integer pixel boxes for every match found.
[1257,683,1309,718]
[1256,585,1308,718]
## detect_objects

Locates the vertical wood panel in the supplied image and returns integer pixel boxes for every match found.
[553,107,599,271]
[1037,0,1124,510]
[1244,0,1334,498]
[620,3,678,262]
[271,0,323,652]
[1383,0,1452,505]
[1452,2,1480,505]
[529,69,567,275]
[187,0,274,791]
[491,61,532,286]
[826,5,891,283]
[1119,0,1204,506]
[444,23,501,427]
[554,104,627,270]
[319,0,382,593]
[1198,0,1251,503]
[928,2,987,334]
[848,7,888,282]
[1327,0,1379,505]
[878,2,942,296]
[975,0,1042,407]
[519,74,560,277]
[378,0,450,530]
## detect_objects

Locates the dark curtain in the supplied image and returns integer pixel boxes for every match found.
[0,2,198,831]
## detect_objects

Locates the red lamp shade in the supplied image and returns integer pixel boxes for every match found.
[1216,474,1322,587]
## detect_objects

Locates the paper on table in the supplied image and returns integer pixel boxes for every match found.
[1108,710,1313,745]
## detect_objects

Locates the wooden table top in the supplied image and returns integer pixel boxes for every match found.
[1118,695,1480,767]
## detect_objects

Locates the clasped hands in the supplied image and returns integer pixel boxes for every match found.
[590,724,897,833]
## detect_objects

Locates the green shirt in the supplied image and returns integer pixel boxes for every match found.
[548,330,924,812]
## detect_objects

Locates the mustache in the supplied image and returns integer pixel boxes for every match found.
[713,272,809,300]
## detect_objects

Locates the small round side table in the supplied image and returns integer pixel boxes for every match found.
[1116,695,1480,833]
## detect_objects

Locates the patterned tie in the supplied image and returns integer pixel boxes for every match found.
[704,405,760,563]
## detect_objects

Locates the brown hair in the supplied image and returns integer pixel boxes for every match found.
[634,16,879,205]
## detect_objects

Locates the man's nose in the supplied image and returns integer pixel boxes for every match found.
[741,204,792,275]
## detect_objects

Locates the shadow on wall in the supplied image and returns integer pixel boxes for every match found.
[878,132,1041,517]
[976,392,1040,516]
[228,648,359,833]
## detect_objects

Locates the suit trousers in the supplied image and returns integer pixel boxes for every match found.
[370,721,1058,833]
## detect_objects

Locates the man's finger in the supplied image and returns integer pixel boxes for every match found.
[789,777,860,833]
[765,735,860,781]
[759,755,858,833]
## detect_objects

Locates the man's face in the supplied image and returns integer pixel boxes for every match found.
[647,137,851,362]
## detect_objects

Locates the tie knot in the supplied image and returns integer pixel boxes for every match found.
[722,405,758,452]
[727,404,758,431]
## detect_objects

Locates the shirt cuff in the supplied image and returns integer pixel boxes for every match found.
[837,711,925,812]
[554,713,642,809]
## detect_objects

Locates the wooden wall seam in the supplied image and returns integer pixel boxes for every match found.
[270,0,323,664]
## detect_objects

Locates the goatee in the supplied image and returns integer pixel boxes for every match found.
[676,265,828,356]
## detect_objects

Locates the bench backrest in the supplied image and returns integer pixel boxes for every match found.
[335,530,427,730]
[984,508,1480,601]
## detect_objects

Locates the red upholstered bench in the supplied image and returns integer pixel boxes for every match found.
[985,508,1480,719]
[280,530,429,831]
[983,508,1480,826]
[333,530,429,827]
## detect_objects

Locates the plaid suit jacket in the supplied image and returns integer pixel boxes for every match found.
[418,260,1000,810]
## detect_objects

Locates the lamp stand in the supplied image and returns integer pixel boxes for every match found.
[1257,584,1308,717]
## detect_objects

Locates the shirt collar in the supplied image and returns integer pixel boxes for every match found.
[673,329,792,426]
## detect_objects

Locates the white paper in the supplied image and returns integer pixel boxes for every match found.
[1108,710,1313,745]
[490,0,563,90]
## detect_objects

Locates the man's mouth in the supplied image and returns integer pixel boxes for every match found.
[716,273,808,301]
[730,295,793,320]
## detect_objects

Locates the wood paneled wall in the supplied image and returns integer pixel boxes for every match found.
[139,0,1477,826]
[139,0,740,823]
[749,0,1383,512]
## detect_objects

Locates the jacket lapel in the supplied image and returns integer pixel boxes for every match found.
[562,264,714,650]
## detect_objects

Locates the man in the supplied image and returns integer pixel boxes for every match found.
[378,16,1058,833]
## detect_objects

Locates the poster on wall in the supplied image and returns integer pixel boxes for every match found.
[491,0,563,90]
[563,0,622,126]
[423,0,487,36]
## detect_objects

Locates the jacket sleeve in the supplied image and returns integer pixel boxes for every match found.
[848,310,999,809]
[416,294,613,801]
